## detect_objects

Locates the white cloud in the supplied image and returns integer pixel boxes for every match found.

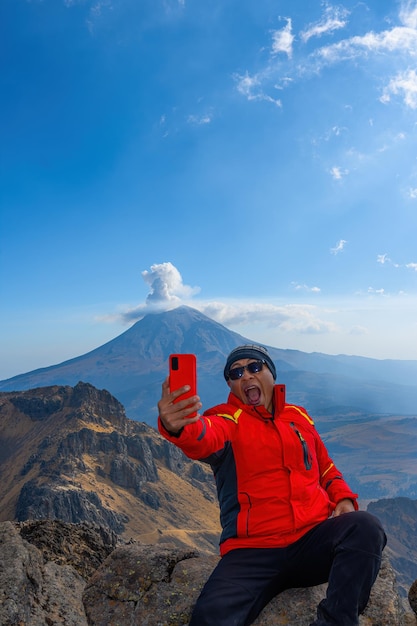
[377,254,401,268]
[292,282,321,293]
[271,18,294,58]
[315,19,417,65]
[142,262,200,302]
[325,125,347,139]
[367,287,386,295]
[399,1,417,29]
[235,72,260,97]
[381,69,417,109]
[330,239,347,254]
[198,301,336,335]
[300,5,349,43]
[121,263,200,321]
[377,253,391,264]
[234,72,282,106]
[187,113,212,125]
[295,3,417,92]
[406,262,417,271]
[235,2,417,113]
[330,166,349,180]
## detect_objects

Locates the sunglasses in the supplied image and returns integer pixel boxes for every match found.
[228,360,265,380]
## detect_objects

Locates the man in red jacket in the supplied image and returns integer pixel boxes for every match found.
[158,345,386,626]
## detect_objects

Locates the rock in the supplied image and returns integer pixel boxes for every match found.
[18,518,118,579]
[1,519,416,626]
[83,544,417,626]
[0,521,88,626]
[409,579,417,615]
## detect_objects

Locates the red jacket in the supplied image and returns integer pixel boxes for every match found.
[158,385,358,555]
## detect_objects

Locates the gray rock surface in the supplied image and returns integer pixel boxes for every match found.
[1,520,416,626]
[0,521,88,625]
[84,544,417,626]
[410,580,417,616]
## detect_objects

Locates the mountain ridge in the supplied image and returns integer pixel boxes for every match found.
[0,381,220,552]
[1,306,417,424]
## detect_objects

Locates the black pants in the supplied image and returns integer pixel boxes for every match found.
[189,511,386,626]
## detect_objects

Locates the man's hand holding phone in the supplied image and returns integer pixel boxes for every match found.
[158,354,201,435]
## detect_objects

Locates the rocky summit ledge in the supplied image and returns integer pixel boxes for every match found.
[0,520,416,626]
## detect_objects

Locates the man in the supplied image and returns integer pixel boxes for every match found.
[158,344,386,626]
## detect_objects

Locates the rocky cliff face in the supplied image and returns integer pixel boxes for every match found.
[0,520,416,626]
[0,382,220,551]
[368,498,417,598]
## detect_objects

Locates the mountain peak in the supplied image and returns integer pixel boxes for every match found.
[1,306,417,428]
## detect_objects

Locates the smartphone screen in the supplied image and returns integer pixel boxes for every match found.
[169,353,197,417]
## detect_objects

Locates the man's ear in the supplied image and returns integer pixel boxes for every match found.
[227,380,232,389]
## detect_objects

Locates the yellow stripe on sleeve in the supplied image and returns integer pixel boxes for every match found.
[217,409,242,424]
[286,405,315,425]
[321,463,334,479]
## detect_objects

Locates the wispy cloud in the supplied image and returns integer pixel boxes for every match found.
[187,113,213,125]
[377,253,394,266]
[314,8,417,63]
[234,72,282,106]
[376,253,417,269]
[380,68,417,109]
[271,18,294,58]
[330,239,347,254]
[300,4,349,43]
[235,2,417,111]
[199,301,336,335]
[367,287,386,295]
[330,166,349,180]
[292,282,321,293]
[86,0,113,33]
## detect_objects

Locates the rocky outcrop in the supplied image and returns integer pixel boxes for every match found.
[0,382,220,550]
[410,580,417,616]
[1,520,416,626]
[0,520,116,626]
[16,480,128,533]
[83,547,416,626]
[368,498,417,598]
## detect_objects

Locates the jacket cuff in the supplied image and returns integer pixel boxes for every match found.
[158,416,184,439]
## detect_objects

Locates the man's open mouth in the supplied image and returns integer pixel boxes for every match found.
[244,385,261,405]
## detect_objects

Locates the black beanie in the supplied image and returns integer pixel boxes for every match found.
[224,344,277,381]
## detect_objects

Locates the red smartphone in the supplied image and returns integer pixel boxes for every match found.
[169,354,198,417]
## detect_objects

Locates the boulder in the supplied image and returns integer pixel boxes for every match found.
[0,521,88,626]
[1,520,416,626]
[83,544,417,626]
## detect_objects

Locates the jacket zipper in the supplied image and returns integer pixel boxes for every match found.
[290,423,312,470]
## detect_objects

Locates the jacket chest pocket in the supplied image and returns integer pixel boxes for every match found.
[289,422,313,470]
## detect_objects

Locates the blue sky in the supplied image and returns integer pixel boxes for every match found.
[1,0,417,379]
